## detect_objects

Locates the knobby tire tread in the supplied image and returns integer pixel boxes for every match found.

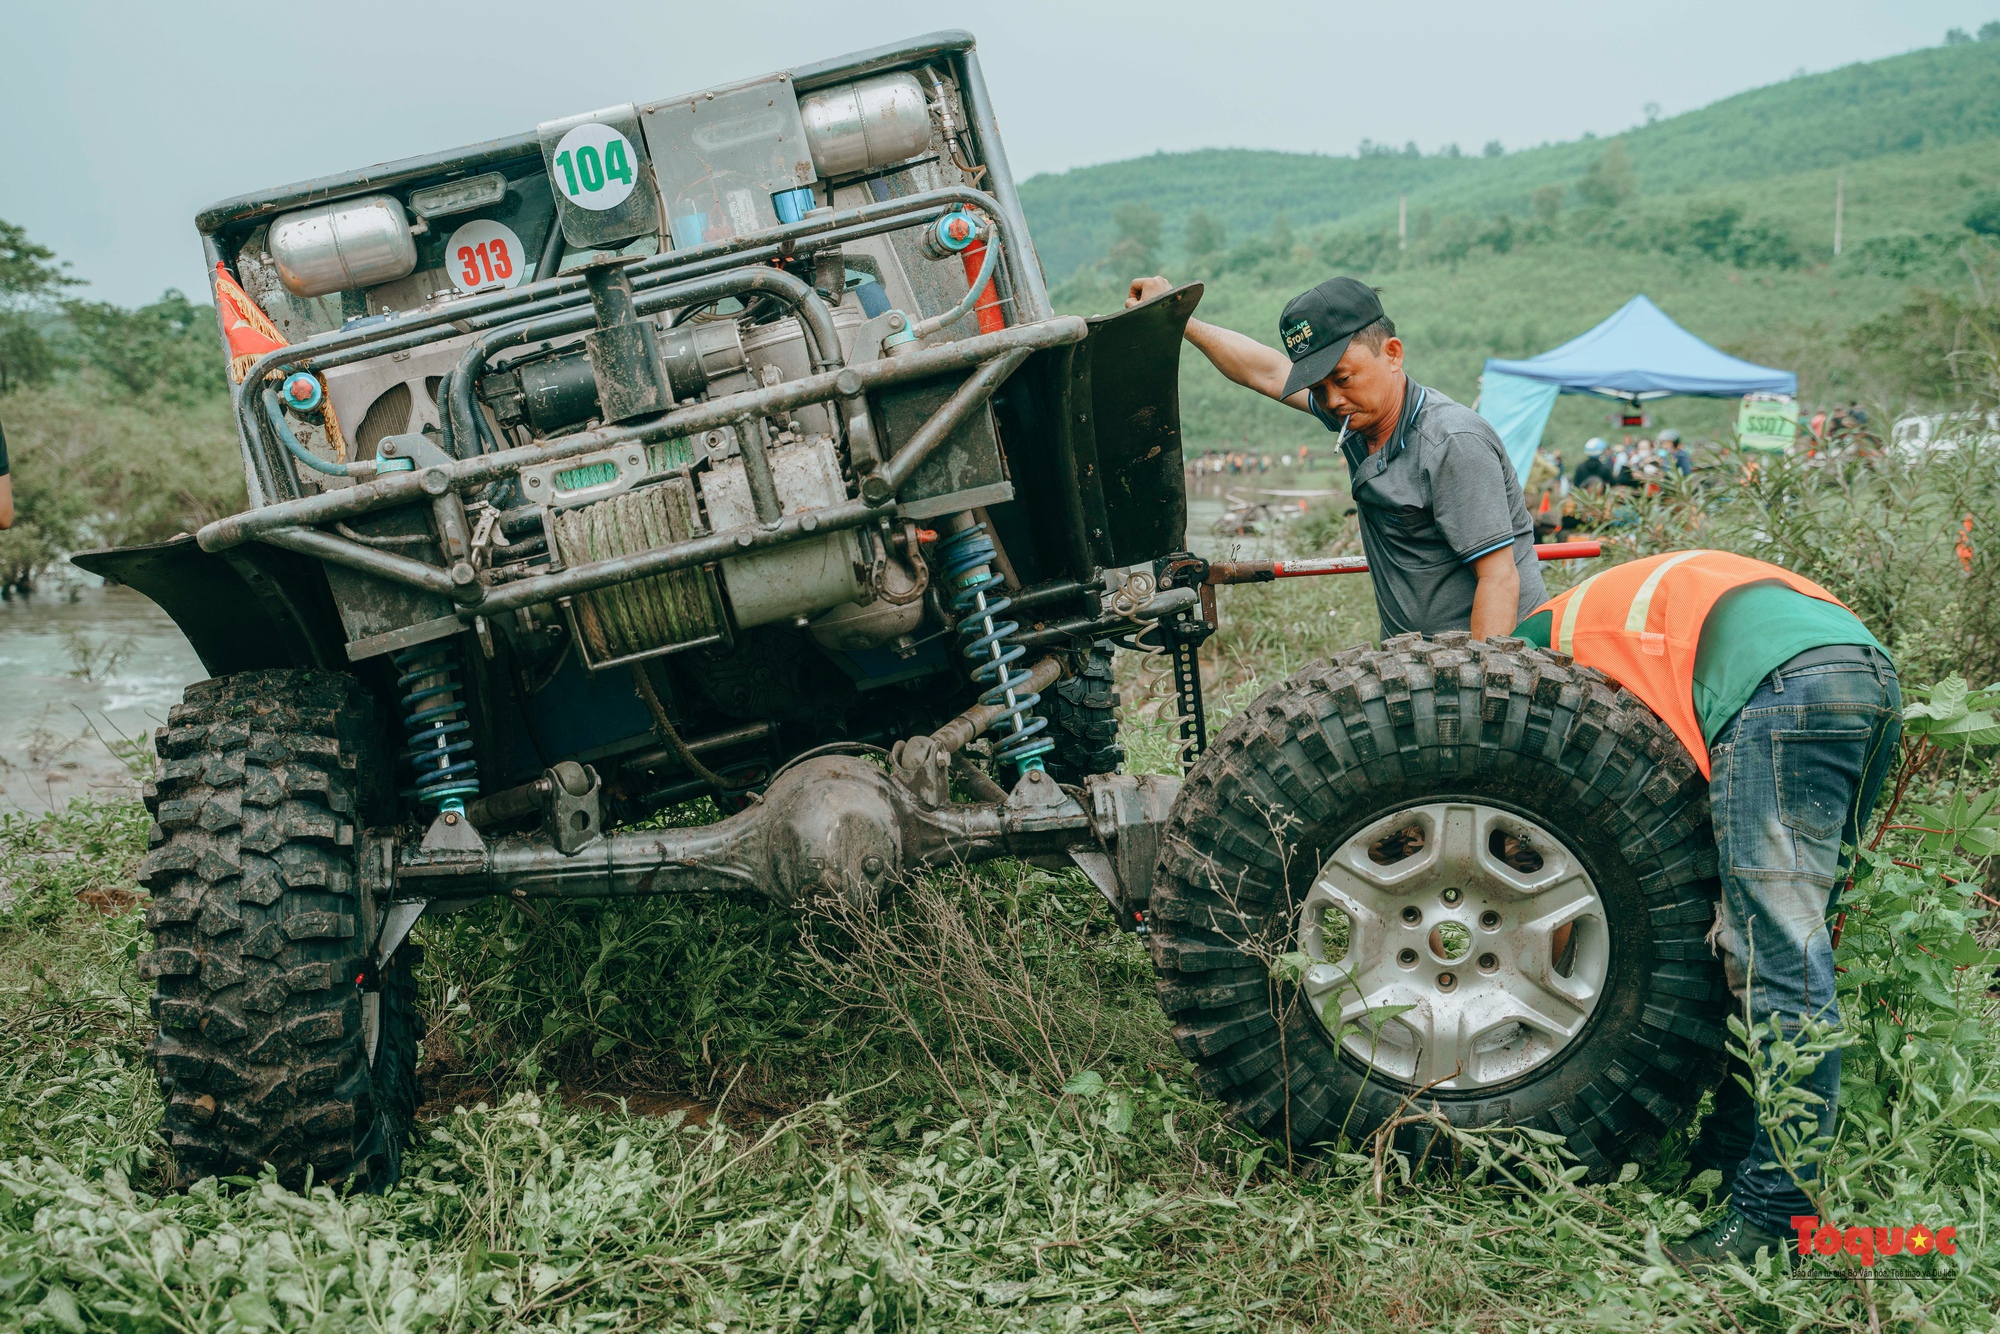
[137,669,416,1190]
[1146,633,1729,1178]
[1041,643,1125,785]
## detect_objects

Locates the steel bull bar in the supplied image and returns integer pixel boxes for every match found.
[198,320,1083,617]
[229,185,1034,503]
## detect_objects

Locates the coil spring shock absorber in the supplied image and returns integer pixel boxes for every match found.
[393,646,480,813]
[936,522,1053,774]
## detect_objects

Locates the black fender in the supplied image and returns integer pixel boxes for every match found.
[990,283,1201,582]
[70,536,348,677]
[1064,281,1201,569]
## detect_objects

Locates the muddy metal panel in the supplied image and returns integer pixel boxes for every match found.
[873,376,1010,519]
[640,74,817,251]
[69,536,345,675]
[1060,284,1201,568]
[538,105,663,252]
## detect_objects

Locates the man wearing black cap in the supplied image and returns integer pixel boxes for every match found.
[1127,275,1544,639]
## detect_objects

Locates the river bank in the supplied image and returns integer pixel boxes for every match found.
[0,579,204,814]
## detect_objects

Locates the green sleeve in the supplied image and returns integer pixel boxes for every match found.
[1513,608,1553,648]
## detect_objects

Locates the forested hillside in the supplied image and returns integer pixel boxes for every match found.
[1023,33,2000,278]
[1029,32,2000,454]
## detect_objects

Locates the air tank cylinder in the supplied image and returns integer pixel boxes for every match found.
[799,72,934,178]
[267,195,419,298]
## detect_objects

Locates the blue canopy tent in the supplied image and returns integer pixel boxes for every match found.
[1476,295,1797,480]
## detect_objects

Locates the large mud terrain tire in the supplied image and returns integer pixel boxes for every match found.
[1040,643,1125,784]
[1148,633,1730,1177]
[137,670,417,1190]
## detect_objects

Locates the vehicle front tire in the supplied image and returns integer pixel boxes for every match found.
[137,669,417,1191]
[1146,633,1730,1177]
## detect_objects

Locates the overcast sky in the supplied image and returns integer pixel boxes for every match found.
[4,0,1992,306]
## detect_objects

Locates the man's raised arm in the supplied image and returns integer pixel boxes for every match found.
[1126,276,1311,410]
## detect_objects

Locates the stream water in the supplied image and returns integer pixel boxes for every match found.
[0,580,206,814]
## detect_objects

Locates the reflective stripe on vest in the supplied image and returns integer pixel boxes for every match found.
[1531,550,1846,778]
[1554,570,1604,655]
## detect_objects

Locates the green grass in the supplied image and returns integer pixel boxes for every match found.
[6,435,2000,1328]
[2,746,1995,1330]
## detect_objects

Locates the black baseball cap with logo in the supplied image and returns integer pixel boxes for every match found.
[1278,277,1386,398]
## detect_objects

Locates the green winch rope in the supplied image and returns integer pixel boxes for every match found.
[550,482,721,659]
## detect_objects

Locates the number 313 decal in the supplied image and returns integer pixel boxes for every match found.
[445,219,528,294]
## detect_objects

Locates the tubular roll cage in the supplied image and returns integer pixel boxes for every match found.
[194,32,1063,633]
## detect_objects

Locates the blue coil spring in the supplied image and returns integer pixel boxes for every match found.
[394,646,480,811]
[936,525,1052,771]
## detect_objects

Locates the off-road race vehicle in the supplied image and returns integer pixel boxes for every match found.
[81,30,1729,1191]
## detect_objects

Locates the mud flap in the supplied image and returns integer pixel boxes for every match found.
[1067,282,1203,568]
[70,534,345,674]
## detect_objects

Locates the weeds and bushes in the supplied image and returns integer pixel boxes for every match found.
[2,256,2000,1333]
[1573,436,2000,700]
[0,380,242,591]
[0,216,243,590]
[3,723,1997,1329]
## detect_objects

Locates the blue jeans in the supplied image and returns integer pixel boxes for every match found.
[1693,644,1900,1234]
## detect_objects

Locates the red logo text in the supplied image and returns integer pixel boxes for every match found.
[1790,1217,1957,1267]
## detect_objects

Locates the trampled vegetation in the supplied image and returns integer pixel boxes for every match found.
[2,432,1999,1331]
[4,28,2000,1333]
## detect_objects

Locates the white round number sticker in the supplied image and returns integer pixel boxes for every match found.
[446,219,527,293]
[551,123,638,212]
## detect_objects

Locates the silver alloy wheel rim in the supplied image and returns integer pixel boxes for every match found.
[1297,802,1610,1091]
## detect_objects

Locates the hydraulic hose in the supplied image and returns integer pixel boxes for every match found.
[912,236,1003,341]
[261,385,372,478]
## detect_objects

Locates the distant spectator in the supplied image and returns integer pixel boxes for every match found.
[1574,436,1616,490]
[1660,428,1693,475]
[1619,440,1664,488]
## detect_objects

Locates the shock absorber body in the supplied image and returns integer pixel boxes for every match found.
[935,519,1052,774]
[394,646,480,813]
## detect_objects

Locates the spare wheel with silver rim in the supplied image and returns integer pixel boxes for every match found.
[1146,632,1731,1179]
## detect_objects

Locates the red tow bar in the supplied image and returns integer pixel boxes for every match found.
[1201,539,1602,585]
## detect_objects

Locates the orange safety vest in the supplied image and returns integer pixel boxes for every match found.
[1533,550,1847,777]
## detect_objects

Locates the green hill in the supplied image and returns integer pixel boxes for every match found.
[1025,36,2000,454]
[1022,37,2000,278]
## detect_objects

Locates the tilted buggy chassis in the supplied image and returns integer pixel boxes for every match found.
[84,31,1201,959]
[89,30,1720,1191]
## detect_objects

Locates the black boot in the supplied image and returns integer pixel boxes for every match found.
[1665,1209,1794,1274]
